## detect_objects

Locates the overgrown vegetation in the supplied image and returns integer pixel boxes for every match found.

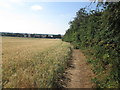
[2,37,71,88]
[62,2,120,88]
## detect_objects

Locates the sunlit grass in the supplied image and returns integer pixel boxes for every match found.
[2,37,71,88]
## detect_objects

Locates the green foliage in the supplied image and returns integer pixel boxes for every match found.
[63,2,120,88]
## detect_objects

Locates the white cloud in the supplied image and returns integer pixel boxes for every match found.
[9,0,24,5]
[0,0,24,10]
[10,0,24,3]
[0,0,66,34]
[23,0,91,2]
[31,5,43,11]
[0,1,12,9]
[0,10,61,34]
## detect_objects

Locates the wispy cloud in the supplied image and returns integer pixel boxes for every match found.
[0,0,24,9]
[10,0,24,3]
[0,10,60,34]
[31,5,43,11]
[0,1,12,9]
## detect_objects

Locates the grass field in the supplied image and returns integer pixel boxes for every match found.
[2,37,71,88]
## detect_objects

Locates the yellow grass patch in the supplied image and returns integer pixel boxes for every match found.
[2,37,71,88]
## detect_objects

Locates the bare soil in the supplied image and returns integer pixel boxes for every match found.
[64,49,94,88]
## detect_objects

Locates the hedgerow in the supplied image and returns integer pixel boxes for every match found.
[62,2,120,88]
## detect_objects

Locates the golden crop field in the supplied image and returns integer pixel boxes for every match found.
[2,37,71,88]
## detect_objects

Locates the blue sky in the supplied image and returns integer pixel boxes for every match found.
[0,0,97,34]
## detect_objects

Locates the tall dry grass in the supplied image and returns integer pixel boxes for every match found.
[2,37,71,88]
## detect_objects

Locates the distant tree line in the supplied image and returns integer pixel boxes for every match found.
[0,32,62,39]
[62,1,120,88]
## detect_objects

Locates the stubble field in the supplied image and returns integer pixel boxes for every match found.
[2,37,71,88]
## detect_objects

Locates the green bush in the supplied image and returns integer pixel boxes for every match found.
[63,2,120,88]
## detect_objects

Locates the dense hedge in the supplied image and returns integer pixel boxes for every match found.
[62,2,120,88]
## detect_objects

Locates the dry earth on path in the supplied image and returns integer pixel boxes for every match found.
[64,49,95,88]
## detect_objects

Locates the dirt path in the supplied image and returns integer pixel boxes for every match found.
[65,49,94,88]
